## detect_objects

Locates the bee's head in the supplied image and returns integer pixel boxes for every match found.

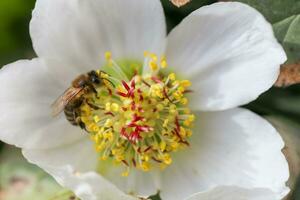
[88,70,101,84]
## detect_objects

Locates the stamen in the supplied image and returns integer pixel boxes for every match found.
[75,52,195,175]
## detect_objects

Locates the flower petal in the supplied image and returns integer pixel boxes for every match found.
[186,186,278,200]
[23,135,157,199]
[23,139,137,200]
[160,108,289,200]
[30,0,166,67]
[97,165,159,198]
[166,2,286,111]
[0,59,84,149]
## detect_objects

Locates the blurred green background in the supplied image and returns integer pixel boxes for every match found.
[0,0,299,199]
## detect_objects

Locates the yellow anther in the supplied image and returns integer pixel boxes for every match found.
[101,155,108,161]
[116,154,125,162]
[122,170,130,177]
[181,98,188,105]
[111,149,118,155]
[188,114,195,122]
[181,80,192,87]
[162,154,172,165]
[160,56,168,68]
[171,141,179,150]
[87,123,99,132]
[103,131,113,141]
[140,162,151,171]
[172,80,180,86]
[163,119,169,128]
[168,73,176,81]
[105,102,111,111]
[93,115,101,123]
[160,141,167,151]
[186,129,193,137]
[141,154,150,162]
[104,119,113,127]
[173,91,183,100]
[180,127,186,137]
[150,60,158,71]
[183,120,191,126]
[150,84,163,97]
[105,51,112,61]
[150,53,158,62]
[178,86,185,93]
[111,103,119,112]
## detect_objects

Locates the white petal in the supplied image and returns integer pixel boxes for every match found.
[160,108,289,200]
[0,59,84,149]
[23,139,137,200]
[166,2,286,111]
[31,0,166,67]
[23,136,156,199]
[97,164,160,198]
[186,186,278,200]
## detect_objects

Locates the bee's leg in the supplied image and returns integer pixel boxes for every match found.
[86,100,103,110]
[87,83,99,98]
[75,115,86,131]
[73,106,86,131]
[102,78,115,88]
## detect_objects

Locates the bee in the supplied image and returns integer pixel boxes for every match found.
[51,70,111,129]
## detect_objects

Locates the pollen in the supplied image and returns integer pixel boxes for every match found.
[77,52,195,175]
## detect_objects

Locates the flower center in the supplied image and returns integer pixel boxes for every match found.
[76,52,194,176]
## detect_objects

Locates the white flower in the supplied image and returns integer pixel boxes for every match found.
[0,0,289,200]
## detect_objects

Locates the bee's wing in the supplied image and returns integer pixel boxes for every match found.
[51,87,83,117]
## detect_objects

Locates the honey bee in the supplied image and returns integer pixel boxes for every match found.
[51,70,111,129]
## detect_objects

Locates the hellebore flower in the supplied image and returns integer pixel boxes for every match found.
[0,0,289,199]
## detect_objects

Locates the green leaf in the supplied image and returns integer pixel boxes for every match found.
[235,0,300,23]
[0,0,36,66]
[274,15,300,64]
[266,116,300,199]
